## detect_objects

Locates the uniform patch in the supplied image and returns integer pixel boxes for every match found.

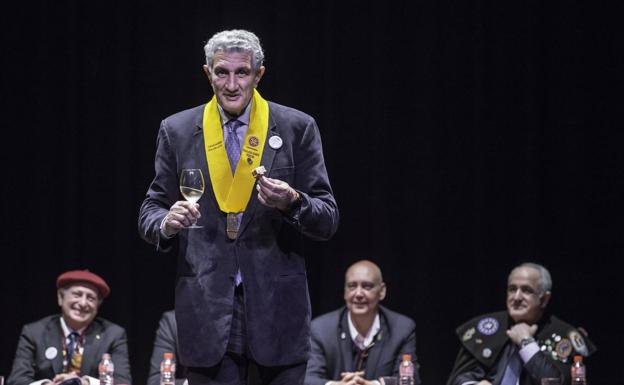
[462,327,476,341]
[555,338,573,360]
[569,330,589,356]
[477,317,499,335]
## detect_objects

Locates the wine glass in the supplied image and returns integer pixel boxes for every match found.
[179,168,205,228]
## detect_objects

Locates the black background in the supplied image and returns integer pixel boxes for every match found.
[1,1,622,384]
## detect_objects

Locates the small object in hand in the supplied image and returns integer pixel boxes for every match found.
[252,166,267,179]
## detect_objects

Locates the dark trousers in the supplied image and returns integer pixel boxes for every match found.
[187,285,306,385]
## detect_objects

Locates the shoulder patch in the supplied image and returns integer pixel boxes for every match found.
[569,330,589,356]
[463,327,476,341]
[477,317,499,335]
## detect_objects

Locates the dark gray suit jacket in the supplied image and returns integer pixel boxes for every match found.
[147,311,187,385]
[305,306,421,385]
[138,100,339,368]
[7,315,132,385]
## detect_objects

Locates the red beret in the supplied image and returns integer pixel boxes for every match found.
[56,270,111,299]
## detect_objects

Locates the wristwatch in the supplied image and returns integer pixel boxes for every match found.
[520,336,536,348]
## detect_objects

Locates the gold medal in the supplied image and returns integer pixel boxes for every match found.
[227,213,239,240]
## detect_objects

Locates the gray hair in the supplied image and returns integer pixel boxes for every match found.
[513,262,553,294]
[204,29,265,72]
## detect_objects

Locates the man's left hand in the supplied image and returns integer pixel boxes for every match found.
[256,176,299,211]
[52,373,89,385]
[507,322,538,346]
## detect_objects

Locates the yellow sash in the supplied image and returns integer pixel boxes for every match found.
[202,89,269,213]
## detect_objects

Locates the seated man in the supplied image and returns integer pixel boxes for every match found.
[147,310,187,385]
[447,262,596,385]
[7,270,132,385]
[305,260,421,385]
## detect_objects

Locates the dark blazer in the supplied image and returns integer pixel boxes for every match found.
[447,311,596,385]
[305,306,421,385]
[138,101,339,368]
[147,311,187,385]
[7,315,132,385]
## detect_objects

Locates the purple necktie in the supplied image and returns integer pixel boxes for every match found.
[501,347,522,385]
[224,119,243,174]
[224,118,243,285]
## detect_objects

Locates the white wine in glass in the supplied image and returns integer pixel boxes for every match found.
[179,168,205,228]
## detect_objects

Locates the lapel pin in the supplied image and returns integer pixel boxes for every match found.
[96,334,101,340]
[482,348,492,358]
[340,332,346,340]
[45,346,58,360]
[269,135,283,150]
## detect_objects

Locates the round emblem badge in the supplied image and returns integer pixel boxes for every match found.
[477,317,499,335]
[248,135,260,147]
[45,346,58,360]
[269,135,283,150]
[555,338,573,360]
[482,348,492,358]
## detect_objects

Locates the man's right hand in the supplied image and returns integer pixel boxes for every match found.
[330,371,369,385]
[476,381,492,385]
[161,201,201,237]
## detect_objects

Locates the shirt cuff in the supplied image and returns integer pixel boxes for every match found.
[460,382,479,385]
[160,216,173,239]
[519,341,540,362]
[84,376,100,385]
[29,381,52,385]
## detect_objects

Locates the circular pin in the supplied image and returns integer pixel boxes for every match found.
[45,346,58,360]
[477,317,499,335]
[340,332,346,340]
[247,157,253,164]
[555,338,573,359]
[96,334,101,340]
[554,335,561,342]
[269,136,283,150]
[482,348,492,358]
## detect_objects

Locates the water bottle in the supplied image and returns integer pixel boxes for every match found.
[160,352,176,385]
[571,355,586,384]
[399,354,414,385]
[98,353,114,385]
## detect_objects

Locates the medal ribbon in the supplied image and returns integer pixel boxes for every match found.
[203,89,269,213]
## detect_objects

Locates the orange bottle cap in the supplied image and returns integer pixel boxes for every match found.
[164,352,174,359]
[574,355,582,362]
[402,354,412,361]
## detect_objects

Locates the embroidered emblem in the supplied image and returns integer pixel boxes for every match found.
[248,136,260,147]
[477,317,499,335]
[569,330,589,356]
[555,338,573,360]
[462,327,475,341]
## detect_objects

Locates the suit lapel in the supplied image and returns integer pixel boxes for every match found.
[338,309,354,373]
[44,317,65,374]
[365,313,388,379]
[80,320,103,377]
[238,111,279,238]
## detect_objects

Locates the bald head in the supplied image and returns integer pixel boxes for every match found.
[344,260,386,318]
[345,260,383,284]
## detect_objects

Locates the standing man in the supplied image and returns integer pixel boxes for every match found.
[138,29,338,385]
[446,263,596,385]
[305,260,421,385]
[7,270,132,385]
